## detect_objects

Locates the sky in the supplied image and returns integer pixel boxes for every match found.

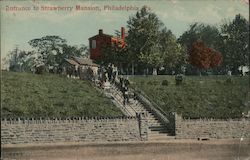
[0,0,249,67]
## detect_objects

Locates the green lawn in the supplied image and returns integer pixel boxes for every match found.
[1,71,123,118]
[130,75,249,119]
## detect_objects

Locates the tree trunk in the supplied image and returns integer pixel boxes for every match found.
[132,62,135,76]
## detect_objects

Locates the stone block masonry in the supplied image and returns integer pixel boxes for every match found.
[175,114,250,139]
[1,116,147,145]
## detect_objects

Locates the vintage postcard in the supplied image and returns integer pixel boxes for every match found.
[1,0,249,160]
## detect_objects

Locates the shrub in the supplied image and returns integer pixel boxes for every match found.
[215,80,222,84]
[175,75,183,85]
[147,80,158,85]
[140,81,145,85]
[161,80,169,86]
[224,78,234,84]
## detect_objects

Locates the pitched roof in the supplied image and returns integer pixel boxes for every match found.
[88,33,113,40]
[65,58,79,66]
[73,57,100,67]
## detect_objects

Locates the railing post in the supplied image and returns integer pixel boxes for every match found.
[138,112,148,141]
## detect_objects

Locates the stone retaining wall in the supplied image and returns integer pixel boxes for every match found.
[1,116,147,144]
[175,114,250,139]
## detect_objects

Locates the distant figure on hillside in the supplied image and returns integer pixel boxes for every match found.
[123,86,129,105]
[48,65,54,73]
[121,76,130,105]
[35,65,45,74]
[107,64,113,82]
[124,77,130,88]
[66,66,74,77]
[103,80,111,92]
[119,76,124,90]
[112,64,118,83]
[87,67,94,81]
[100,73,107,88]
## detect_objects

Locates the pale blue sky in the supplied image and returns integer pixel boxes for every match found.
[1,0,249,64]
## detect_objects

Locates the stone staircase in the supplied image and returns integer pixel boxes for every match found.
[107,83,175,141]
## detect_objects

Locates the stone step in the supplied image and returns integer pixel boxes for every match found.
[148,132,169,136]
[150,130,169,134]
[148,136,175,141]
[148,130,174,137]
[147,118,159,121]
[134,109,145,112]
[148,120,160,123]
[133,104,143,107]
[109,85,173,138]
[149,126,167,131]
[149,125,164,128]
[148,123,163,126]
[148,118,161,121]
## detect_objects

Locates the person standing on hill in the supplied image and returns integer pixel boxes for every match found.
[124,76,130,88]
[123,85,129,105]
[122,77,130,105]
[112,64,118,83]
[107,64,113,82]
[119,76,124,90]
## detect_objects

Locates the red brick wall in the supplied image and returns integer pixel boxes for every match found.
[89,35,111,60]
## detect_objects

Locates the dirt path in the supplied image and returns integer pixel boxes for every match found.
[2,139,250,160]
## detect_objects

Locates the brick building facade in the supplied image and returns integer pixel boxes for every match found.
[89,27,126,61]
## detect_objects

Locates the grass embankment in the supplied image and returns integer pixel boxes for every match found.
[130,75,249,119]
[1,71,123,118]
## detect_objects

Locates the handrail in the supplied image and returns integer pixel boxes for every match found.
[138,89,170,116]
[114,78,170,123]
[130,86,171,125]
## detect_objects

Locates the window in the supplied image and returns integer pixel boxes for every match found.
[92,40,96,49]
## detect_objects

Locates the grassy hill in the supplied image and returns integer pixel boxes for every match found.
[1,71,123,118]
[130,75,249,119]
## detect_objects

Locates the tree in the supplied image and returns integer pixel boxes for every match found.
[28,36,67,69]
[159,28,187,73]
[178,23,223,74]
[6,47,35,72]
[61,44,88,60]
[210,50,223,68]
[178,23,221,51]
[220,14,249,74]
[29,36,88,71]
[7,47,21,72]
[189,41,210,70]
[126,6,164,74]
[189,41,223,74]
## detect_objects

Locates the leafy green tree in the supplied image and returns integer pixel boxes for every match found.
[29,36,88,70]
[6,47,35,72]
[61,44,88,61]
[220,14,249,74]
[7,47,21,72]
[178,23,221,51]
[126,6,164,74]
[159,28,187,73]
[28,36,67,69]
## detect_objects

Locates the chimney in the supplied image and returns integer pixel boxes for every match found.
[121,27,125,40]
[99,29,103,35]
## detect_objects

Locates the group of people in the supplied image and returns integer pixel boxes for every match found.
[96,63,131,106]
[66,65,95,80]
[97,64,118,89]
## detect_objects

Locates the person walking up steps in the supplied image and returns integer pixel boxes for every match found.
[122,76,130,105]
[123,86,129,106]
